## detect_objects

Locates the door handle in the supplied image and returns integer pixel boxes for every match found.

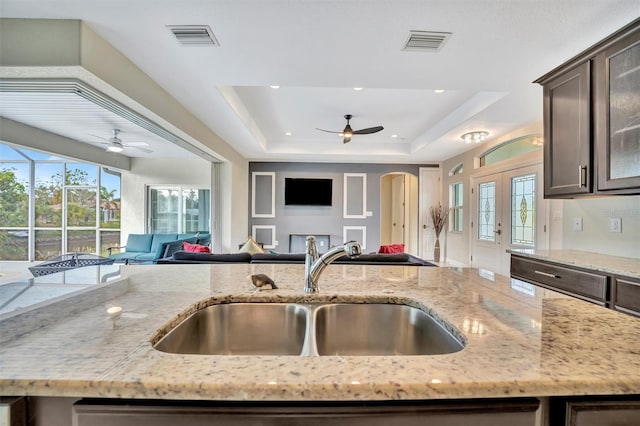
[494,229,502,235]
[578,165,587,187]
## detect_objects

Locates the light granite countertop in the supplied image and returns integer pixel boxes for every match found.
[508,249,640,279]
[1,263,640,401]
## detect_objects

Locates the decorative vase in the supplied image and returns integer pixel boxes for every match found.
[434,238,441,263]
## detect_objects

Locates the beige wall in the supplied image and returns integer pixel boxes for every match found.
[120,158,211,236]
[120,158,249,253]
[561,196,640,258]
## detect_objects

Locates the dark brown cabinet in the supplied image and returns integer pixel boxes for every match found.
[536,18,640,198]
[566,400,640,426]
[595,28,640,193]
[542,62,592,197]
[612,275,640,317]
[72,399,540,426]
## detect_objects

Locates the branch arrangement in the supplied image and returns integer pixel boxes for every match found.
[430,203,448,238]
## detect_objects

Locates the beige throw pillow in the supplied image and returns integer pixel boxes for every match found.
[238,236,265,254]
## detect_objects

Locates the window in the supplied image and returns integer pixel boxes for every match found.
[148,186,210,234]
[479,135,543,167]
[0,161,29,260]
[0,143,120,261]
[449,182,463,232]
[449,162,464,176]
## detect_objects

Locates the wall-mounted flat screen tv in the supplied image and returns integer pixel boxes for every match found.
[284,178,332,206]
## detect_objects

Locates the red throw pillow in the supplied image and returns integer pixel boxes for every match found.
[183,242,211,253]
[378,244,405,254]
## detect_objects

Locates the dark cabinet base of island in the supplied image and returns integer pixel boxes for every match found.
[70,398,540,426]
[7,396,640,426]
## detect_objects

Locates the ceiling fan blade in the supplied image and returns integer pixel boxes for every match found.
[88,133,110,142]
[315,128,342,134]
[353,126,384,135]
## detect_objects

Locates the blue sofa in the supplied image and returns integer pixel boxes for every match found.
[108,233,210,264]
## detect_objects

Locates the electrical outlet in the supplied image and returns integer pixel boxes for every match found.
[609,217,622,233]
[572,217,583,232]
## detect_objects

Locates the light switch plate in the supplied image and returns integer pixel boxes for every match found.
[609,217,622,233]
[572,217,583,232]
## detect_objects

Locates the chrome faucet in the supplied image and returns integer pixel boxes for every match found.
[304,236,362,293]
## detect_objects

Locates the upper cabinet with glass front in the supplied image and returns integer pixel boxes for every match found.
[595,26,640,192]
[536,18,640,198]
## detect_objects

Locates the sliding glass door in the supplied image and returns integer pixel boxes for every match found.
[148,186,210,234]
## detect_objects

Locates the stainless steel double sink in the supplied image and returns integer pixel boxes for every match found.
[153,302,465,356]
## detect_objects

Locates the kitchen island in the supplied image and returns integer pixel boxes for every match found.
[1,263,640,424]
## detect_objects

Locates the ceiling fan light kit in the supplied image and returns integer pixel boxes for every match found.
[106,129,125,152]
[316,114,384,144]
[106,142,124,153]
[461,131,489,144]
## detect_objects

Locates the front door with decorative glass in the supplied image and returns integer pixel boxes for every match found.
[470,164,546,276]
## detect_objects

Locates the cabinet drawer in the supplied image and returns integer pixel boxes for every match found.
[613,276,640,317]
[510,256,608,303]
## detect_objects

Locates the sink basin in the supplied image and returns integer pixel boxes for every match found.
[154,302,464,356]
[154,303,308,355]
[314,303,464,356]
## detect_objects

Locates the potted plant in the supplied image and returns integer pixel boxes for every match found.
[430,203,447,262]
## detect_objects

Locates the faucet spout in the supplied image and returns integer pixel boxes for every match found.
[304,239,362,293]
[304,236,320,292]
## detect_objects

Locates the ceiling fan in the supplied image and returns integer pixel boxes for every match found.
[316,114,384,143]
[88,129,154,154]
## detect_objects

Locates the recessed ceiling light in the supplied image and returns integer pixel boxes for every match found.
[270,85,280,89]
[353,87,364,91]
[434,89,445,93]
[391,134,398,138]
[285,132,292,136]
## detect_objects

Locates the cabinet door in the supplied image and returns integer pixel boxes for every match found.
[595,27,640,193]
[566,400,640,426]
[543,62,592,197]
[613,275,640,317]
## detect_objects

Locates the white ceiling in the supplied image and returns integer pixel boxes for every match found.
[0,92,196,159]
[1,0,639,163]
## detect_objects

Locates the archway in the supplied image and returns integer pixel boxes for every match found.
[379,172,419,255]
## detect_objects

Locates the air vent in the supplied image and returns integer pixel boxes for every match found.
[168,25,219,46]
[402,31,451,52]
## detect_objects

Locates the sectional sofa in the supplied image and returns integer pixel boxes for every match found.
[156,251,435,266]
